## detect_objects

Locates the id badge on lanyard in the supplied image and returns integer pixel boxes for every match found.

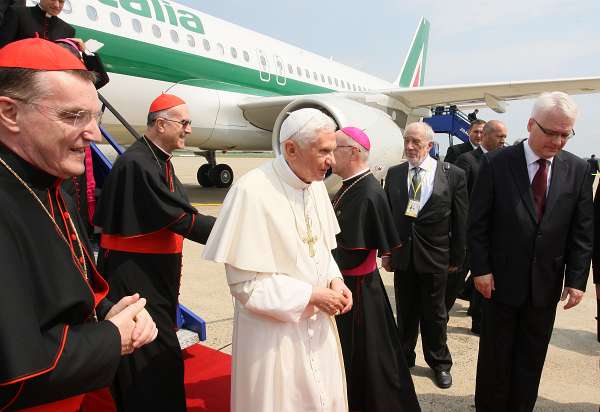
[405,199,420,217]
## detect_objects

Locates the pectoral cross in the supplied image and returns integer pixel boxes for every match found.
[303,214,318,257]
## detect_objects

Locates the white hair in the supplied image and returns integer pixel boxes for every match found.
[404,121,434,142]
[531,91,579,120]
[280,109,336,152]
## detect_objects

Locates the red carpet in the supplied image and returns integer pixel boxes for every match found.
[184,344,232,412]
[81,344,231,412]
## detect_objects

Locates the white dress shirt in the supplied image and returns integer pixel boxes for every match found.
[523,139,553,193]
[407,155,437,211]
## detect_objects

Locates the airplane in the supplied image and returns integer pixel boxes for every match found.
[51,0,600,188]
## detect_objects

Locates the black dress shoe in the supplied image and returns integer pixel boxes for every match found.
[434,370,452,389]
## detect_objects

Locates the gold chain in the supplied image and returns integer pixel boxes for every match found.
[272,161,323,257]
[332,171,372,211]
[0,156,90,283]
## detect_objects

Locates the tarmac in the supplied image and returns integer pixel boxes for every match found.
[169,153,600,411]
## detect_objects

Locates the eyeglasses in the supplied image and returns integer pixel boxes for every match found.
[159,117,192,128]
[533,119,574,141]
[334,145,360,151]
[18,100,102,128]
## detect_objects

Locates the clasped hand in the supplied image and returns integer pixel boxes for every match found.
[106,293,159,355]
[310,278,353,316]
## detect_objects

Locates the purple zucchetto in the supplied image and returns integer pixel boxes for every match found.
[340,127,371,151]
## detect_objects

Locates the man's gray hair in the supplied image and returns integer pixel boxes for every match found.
[405,121,434,142]
[147,108,170,127]
[280,109,336,152]
[337,130,370,161]
[531,91,578,120]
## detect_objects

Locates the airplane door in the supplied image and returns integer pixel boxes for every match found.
[256,50,271,82]
[274,55,287,86]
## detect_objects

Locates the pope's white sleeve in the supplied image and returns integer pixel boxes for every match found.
[326,254,343,284]
[226,264,313,323]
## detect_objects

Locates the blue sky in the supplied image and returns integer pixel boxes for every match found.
[178,0,600,157]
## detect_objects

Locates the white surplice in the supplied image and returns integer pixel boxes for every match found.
[203,156,347,412]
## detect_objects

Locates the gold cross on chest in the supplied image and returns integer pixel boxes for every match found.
[302,214,319,257]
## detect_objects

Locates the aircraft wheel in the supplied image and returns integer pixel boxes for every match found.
[209,164,234,188]
[197,164,214,187]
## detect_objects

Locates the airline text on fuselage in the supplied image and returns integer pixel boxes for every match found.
[97,0,205,34]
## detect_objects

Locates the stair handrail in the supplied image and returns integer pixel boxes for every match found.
[98,93,143,142]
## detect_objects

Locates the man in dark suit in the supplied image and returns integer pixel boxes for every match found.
[450,120,508,333]
[0,0,75,48]
[469,92,593,411]
[592,184,600,342]
[444,119,485,163]
[0,0,24,25]
[383,122,468,389]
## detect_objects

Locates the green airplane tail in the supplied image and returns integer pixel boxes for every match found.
[394,17,430,88]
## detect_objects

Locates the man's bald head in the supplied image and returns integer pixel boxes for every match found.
[481,120,507,151]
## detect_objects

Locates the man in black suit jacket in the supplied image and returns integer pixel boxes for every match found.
[592,184,600,342]
[444,119,485,163]
[0,0,75,48]
[0,0,24,25]
[450,120,507,332]
[469,92,593,411]
[383,122,468,389]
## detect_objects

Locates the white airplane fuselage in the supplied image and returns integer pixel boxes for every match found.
[59,0,398,150]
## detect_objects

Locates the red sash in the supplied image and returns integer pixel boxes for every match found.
[341,249,377,276]
[101,228,184,254]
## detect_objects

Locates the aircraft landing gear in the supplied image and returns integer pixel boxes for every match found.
[196,150,234,188]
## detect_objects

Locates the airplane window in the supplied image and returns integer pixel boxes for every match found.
[287,64,293,74]
[230,47,238,59]
[152,24,161,38]
[86,5,98,21]
[277,60,283,72]
[170,30,179,43]
[340,79,345,88]
[260,55,267,67]
[187,34,195,47]
[296,66,302,76]
[352,84,356,91]
[304,69,310,78]
[335,78,339,87]
[328,75,332,85]
[62,0,72,14]
[243,51,250,62]
[203,39,211,51]
[217,43,225,55]
[132,18,142,33]
[320,73,325,82]
[313,71,318,81]
[110,12,121,28]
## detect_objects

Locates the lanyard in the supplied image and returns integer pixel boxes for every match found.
[408,168,425,199]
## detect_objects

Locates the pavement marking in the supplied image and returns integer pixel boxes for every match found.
[193,203,223,207]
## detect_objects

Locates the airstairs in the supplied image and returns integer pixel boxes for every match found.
[423,105,472,145]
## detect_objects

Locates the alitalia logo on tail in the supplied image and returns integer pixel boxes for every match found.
[97,0,205,34]
[395,17,430,88]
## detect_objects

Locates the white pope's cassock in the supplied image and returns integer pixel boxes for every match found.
[203,155,347,412]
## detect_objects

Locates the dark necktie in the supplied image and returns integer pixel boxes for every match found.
[409,167,422,201]
[531,159,548,221]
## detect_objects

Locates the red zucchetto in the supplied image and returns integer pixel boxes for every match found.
[149,93,186,113]
[0,38,86,71]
